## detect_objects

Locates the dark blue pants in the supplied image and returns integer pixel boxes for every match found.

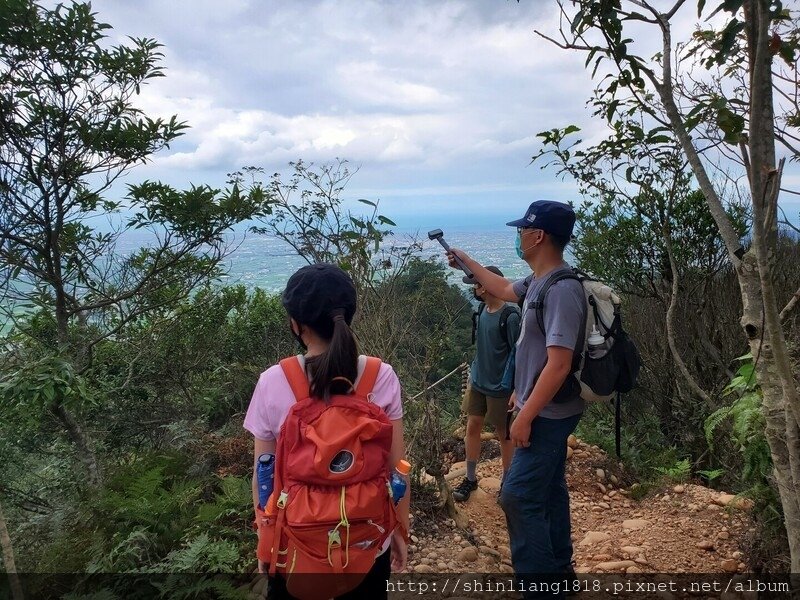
[499,414,581,599]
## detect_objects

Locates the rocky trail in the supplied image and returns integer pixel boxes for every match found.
[239,434,759,599]
[408,435,754,577]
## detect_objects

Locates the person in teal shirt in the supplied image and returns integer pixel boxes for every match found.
[453,266,520,502]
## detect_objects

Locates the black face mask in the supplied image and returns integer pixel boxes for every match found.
[290,324,307,351]
[473,289,482,301]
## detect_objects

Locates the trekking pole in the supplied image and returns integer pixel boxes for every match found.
[427,229,475,281]
[408,362,468,400]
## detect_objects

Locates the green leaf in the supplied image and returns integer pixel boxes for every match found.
[625,166,635,182]
[717,105,745,144]
[778,42,796,67]
[570,9,584,32]
[706,0,745,19]
[357,199,377,207]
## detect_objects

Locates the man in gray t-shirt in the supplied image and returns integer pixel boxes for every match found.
[445,200,586,595]
[511,268,586,420]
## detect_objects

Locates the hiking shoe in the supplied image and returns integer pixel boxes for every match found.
[452,477,478,502]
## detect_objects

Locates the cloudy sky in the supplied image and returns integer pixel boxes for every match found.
[93,0,798,230]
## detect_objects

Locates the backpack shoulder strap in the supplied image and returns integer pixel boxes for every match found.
[471,302,486,345]
[279,356,310,402]
[516,276,532,309]
[355,356,382,397]
[499,304,519,331]
[499,304,520,352]
[533,270,583,334]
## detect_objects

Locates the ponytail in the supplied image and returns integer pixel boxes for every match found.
[306,309,359,401]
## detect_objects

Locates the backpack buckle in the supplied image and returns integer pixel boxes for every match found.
[328,529,341,547]
[276,491,288,509]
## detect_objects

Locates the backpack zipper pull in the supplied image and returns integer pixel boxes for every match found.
[367,519,386,534]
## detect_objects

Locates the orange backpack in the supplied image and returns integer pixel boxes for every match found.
[255,356,399,600]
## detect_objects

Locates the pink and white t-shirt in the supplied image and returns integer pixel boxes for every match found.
[244,355,403,441]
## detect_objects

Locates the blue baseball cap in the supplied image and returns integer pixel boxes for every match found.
[506,200,576,238]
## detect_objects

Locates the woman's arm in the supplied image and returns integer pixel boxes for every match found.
[388,418,409,572]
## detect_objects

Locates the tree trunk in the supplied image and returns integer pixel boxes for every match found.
[739,253,800,573]
[435,474,469,529]
[663,226,713,406]
[782,409,800,576]
[52,402,102,488]
[743,0,800,573]
[0,499,24,600]
[653,7,800,571]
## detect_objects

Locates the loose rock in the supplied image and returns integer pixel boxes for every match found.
[596,560,636,571]
[721,559,739,573]
[696,541,715,551]
[622,519,651,531]
[457,547,478,563]
[580,531,612,546]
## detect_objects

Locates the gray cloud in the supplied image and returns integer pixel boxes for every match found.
[94,2,598,194]
[86,0,798,226]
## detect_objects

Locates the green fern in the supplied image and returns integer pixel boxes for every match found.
[697,468,725,483]
[159,533,213,572]
[151,576,247,600]
[655,457,691,482]
[63,591,121,600]
[151,533,241,573]
[195,477,251,524]
[704,405,732,448]
[705,356,762,449]
[704,355,771,487]
[87,528,156,573]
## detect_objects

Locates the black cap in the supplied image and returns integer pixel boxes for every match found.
[506,200,576,238]
[463,265,503,284]
[282,264,357,325]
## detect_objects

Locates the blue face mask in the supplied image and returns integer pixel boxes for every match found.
[515,233,524,259]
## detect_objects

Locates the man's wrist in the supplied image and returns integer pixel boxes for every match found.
[516,403,536,425]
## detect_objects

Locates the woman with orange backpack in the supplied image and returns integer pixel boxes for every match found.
[244,263,409,600]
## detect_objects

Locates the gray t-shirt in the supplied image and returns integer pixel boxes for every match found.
[471,304,521,396]
[511,263,587,419]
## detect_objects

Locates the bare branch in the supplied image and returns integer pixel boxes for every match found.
[665,0,688,20]
[780,287,800,323]
[533,30,592,52]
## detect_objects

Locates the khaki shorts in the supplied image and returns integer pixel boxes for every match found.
[462,385,512,432]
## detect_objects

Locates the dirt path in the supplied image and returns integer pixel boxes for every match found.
[407,436,753,576]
